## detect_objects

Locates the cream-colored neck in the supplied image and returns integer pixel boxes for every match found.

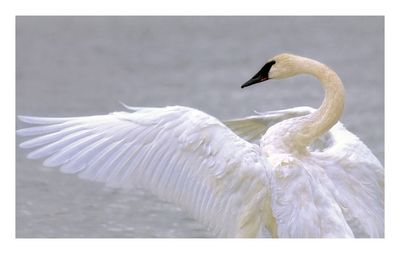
[266,58,345,154]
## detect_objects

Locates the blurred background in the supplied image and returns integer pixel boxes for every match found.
[16,16,384,237]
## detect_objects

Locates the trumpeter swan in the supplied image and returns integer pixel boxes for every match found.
[17,53,384,238]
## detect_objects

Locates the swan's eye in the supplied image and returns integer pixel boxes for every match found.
[256,60,276,80]
[259,60,276,76]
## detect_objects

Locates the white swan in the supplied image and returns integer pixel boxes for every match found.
[17,53,384,238]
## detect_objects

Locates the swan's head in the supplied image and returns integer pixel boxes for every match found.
[241,53,304,88]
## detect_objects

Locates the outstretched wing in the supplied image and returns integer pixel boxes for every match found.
[312,123,384,237]
[224,106,384,237]
[224,107,384,237]
[17,106,273,237]
[224,106,331,151]
[223,106,314,142]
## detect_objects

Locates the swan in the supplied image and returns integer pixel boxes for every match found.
[16,53,384,238]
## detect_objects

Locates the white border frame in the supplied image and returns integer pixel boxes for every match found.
[2,1,398,253]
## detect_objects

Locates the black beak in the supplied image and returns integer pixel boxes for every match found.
[241,60,276,89]
[241,74,267,89]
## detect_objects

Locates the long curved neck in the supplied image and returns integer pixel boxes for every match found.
[269,58,345,154]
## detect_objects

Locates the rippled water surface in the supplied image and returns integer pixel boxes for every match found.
[16,16,384,237]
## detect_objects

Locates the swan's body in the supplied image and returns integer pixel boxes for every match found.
[17,53,384,238]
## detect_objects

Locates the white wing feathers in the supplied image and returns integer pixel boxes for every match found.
[17,106,272,237]
[17,105,384,237]
[224,106,314,144]
[315,123,384,237]
[223,106,384,237]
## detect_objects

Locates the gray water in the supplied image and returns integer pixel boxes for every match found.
[16,16,384,237]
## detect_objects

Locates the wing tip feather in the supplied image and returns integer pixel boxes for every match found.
[17,115,72,125]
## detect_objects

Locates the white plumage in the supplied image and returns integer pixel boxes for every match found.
[17,53,384,238]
